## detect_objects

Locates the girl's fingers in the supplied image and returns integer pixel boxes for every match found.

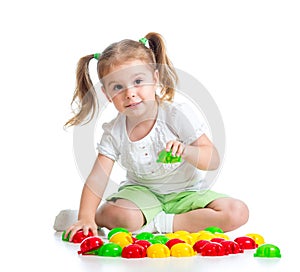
[165,141,173,152]
[64,226,74,239]
[171,143,179,156]
[82,225,91,236]
[176,143,185,156]
[92,227,98,236]
[65,221,98,241]
[170,142,180,156]
[166,140,185,156]
[69,225,83,241]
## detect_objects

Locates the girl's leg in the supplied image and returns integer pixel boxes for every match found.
[96,185,163,232]
[173,197,249,233]
[95,199,145,231]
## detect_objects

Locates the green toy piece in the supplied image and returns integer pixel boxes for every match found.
[135,232,155,241]
[98,243,122,257]
[61,230,70,242]
[148,235,170,245]
[254,244,281,258]
[204,226,224,234]
[83,248,101,255]
[107,227,130,240]
[156,150,181,163]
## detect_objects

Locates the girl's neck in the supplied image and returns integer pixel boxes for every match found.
[126,100,158,142]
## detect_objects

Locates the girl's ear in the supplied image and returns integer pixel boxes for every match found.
[153,69,160,86]
[101,86,112,102]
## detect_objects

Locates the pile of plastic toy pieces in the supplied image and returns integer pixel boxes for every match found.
[62,226,281,258]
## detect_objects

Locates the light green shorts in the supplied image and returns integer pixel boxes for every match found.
[106,185,228,224]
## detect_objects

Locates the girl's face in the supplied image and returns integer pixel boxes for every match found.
[101,60,159,118]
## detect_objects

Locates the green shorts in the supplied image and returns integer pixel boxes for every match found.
[106,185,228,224]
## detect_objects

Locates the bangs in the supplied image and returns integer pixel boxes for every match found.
[97,40,155,80]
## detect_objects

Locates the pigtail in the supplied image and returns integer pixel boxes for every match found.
[64,54,98,127]
[145,32,178,102]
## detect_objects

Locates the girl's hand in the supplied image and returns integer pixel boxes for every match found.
[165,140,185,157]
[64,219,98,242]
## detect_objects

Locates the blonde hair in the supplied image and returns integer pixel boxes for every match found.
[65,32,178,127]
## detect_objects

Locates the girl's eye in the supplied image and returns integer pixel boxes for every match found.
[134,79,143,85]
[113,84,123,91]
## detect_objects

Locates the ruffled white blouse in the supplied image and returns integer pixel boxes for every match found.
[97,101,207,194]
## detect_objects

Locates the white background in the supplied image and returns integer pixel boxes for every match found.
[0,0,299,270]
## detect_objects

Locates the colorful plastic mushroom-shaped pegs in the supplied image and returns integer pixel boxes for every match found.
[134,239,152,250]
[193,240,212,254]
[254,244,281,258]
[201,242,227,256]
[98,243,122,257]
[204,226,224,234]
[135,232,155,241]
[165,238,186,249]
[147,244,171,258]
[170,243,196,257]
[156,150,181,163]
[109,232,133,248]
[77,236,104,255]
[148,235,170,245]
[210,238,225,244]
[107,227,130,240]
[245,233,265,246]
[122,244,147,258]
[62,229,94,243]
[220,240,244,254]
[234,236,258,250]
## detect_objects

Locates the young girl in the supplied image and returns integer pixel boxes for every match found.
[63,32,249,241]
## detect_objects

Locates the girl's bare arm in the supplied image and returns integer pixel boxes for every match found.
[66,154,114,240]
[166,134,220,170]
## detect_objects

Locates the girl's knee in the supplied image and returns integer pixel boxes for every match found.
[226,199,249,230]
[96,200,144,231]
[209,197,249,231]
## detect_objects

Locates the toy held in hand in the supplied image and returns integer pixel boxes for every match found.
[156,150,181,163]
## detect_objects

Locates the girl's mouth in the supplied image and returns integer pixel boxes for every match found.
[125,101,142,108]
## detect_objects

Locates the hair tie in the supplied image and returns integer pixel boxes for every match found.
[94,38,148,60]
[93,53,101,60]
[139,37,150,48]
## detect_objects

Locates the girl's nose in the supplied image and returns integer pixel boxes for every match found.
[125,87,136,99]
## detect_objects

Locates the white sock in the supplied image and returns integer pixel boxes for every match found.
[153,211,174,233]
[53,209,78,231]
[129,212,175,234]
[134,220,157,234]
